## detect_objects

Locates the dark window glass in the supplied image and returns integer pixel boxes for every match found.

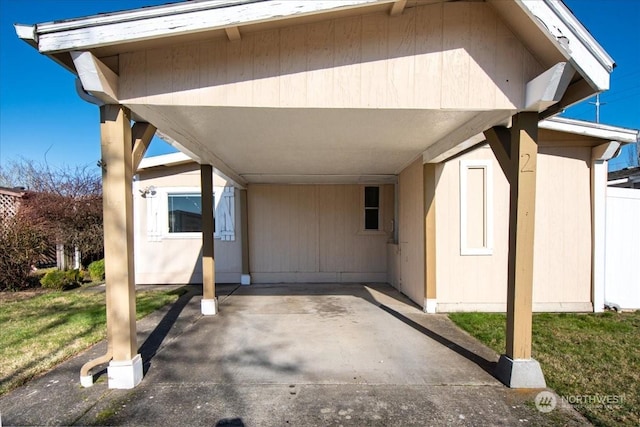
[364,186,379,208]
[364,186,380,230]
[365,208,379,230]
[168,194,202,232]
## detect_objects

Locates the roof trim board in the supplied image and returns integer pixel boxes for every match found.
[17,0,394,53]
[514,0,614,91]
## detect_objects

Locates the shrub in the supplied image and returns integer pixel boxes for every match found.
[0,217,48,291]
[40,269,81,290]
[88,259,105,282]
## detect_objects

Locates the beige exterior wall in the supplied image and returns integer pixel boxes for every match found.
[248,184,394,283]
[395,158,425,304]
[134,164,243,284]
[120,2,541,111]
[432,145,593,312]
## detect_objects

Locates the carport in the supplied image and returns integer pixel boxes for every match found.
[16,0,614,390]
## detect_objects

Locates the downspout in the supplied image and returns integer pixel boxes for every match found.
[76,77,111,387]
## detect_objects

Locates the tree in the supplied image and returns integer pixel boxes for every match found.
[0,159,104,268]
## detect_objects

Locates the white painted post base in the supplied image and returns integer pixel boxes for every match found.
[80,375,94,388]
[107,354,143,389]
[241,274,251,285]
[495,354,546,389]
[424,298,437,314]
[201,298,219,315]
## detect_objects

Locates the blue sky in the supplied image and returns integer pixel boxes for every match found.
[0,0,638,171]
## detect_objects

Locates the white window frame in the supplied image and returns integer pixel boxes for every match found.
[459,160,493,256]
[359,185,386,235]
[159,187,210,240]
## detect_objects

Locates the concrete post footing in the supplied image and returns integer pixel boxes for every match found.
[495,354,546,389]
[201,298,219,315]
[241,274,251,285]
[107,354,143,389]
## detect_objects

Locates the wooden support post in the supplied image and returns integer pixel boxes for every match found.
[100,105,142,389]
[505,112,538,361]
[423,163,437,313]
[240,189,251,285]
[200,164,218,315]
[486,112,546,388]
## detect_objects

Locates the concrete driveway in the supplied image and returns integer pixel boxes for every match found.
[0,283,587,426]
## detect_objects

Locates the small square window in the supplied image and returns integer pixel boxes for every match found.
[168,193,202,233]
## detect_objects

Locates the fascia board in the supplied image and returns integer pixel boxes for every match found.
[33,0,388,53]
[516,0,614,91]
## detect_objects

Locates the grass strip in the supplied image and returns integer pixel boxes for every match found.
[449,311,640,427]
[0,287,184,396]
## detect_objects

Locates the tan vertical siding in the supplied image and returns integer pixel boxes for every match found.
[533,146,592,306]
[397,158,425,305]
[435,145,592,312]
[120,3,541,110]
[248,184,393,282]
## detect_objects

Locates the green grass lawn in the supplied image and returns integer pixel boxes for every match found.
[0,287,184,396]
[449,311,640,427]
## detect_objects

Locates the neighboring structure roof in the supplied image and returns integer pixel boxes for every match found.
[540,117,640,144]
[137,152,194,171]
[608,167,640,189]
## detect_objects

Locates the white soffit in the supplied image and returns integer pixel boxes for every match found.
[515,0,614,91]
[540,117,640,144]
[21,0,395,53]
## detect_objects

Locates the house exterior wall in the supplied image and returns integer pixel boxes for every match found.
[393,144,593,312]
[133,164,243,284]
[120,2,542,111]
[248,184,394,283]
[395,158,425,304]
[434,145,592,312]
[605,187,640,309]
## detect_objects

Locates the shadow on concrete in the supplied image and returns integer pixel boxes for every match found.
[378,303,498,377]
[215,417,245,427]
[138,286,199,375]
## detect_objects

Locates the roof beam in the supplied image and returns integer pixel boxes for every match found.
[225,26,241,41]
[484,126,513,178]
[390,0,407,16]
[422,111,513,164]
[524,62,574,112]
[131,122,157,171]
[71,51,119,104]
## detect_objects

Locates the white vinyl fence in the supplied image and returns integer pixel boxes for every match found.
[605,187,640,309]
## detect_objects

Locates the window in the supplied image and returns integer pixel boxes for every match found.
[145,186,235,241]
[364,186,380,230]
[459,160,493,255]
[168,193,206,233]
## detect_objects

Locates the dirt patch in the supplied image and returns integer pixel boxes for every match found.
[0,288,50,303]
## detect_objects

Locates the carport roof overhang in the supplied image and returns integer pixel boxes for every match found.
[16,0,615,187]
